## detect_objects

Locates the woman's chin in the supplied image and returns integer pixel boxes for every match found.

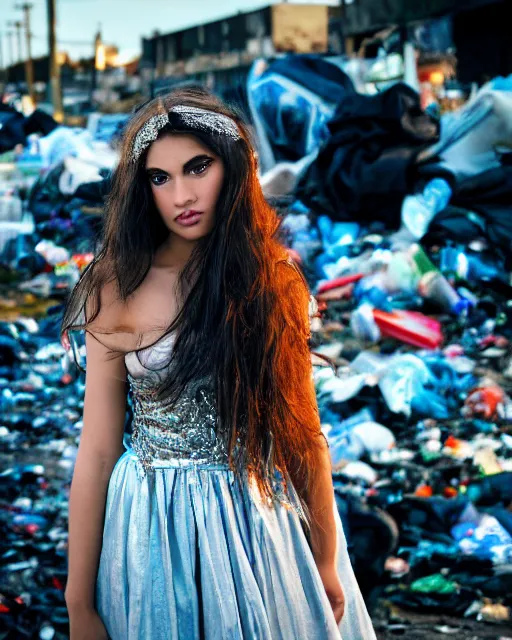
[169,225,211,241]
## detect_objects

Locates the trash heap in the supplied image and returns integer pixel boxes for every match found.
[0,109,120,639]
[1,61,512,637]
[0,323,83,639]
[0,107,121,300]
[261,59,512,632]
[302,223,512,629]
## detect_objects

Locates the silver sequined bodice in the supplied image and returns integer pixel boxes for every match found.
[125,333,229,474]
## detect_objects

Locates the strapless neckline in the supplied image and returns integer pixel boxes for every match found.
[125,331,176,379]
[125,330,177,356]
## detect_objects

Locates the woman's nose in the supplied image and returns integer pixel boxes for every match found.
[173,177,196,208]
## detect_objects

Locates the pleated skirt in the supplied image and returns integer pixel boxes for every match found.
[95,446,376,640]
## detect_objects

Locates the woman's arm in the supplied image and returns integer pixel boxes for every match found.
[65,329,127,613]
[303,434,338,565]
[284,276,344,621]
[286,368,337,566]
[289,376,345,623]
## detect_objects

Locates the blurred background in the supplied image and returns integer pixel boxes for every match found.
[0,1,511,638]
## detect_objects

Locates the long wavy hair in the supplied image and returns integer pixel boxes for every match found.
[61,86,324,524]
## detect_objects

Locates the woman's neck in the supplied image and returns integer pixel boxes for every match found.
[154,233,198,270]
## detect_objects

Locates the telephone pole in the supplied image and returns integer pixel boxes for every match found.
[6,31,14,68]
[5,31,14,83]
[8,20,23,63]
[91,27,102,99]
[47,0,63,120]
[16,3,36,104]
[0,32,5,87]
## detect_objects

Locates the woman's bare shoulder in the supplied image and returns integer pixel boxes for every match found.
[88,272,177,353]
[85,279,127,328]
[84,279,142,353]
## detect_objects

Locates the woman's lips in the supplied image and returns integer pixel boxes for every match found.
[175,210,204,226]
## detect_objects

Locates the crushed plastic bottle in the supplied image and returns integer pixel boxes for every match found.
[401,178,452,239]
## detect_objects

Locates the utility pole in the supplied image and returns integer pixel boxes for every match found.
[8,20,23,63]
[91,27,103,101]
[47,0,63,120]
[5,31,14,83]
[6,31,14,68]
[16,3,36,104]
[0,31,5,88]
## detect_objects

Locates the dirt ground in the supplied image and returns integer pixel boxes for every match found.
[372,604,511,639]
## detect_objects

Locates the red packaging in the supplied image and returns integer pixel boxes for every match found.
[415,484,433,497]
[317,273,364,294]
[373,309,443,349]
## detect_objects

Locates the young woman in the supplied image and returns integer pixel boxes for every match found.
[62,87,376,640]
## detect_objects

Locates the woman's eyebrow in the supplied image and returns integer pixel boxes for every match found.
[145,167,166,174]
[183,154,213,172]
[145,154,213,174]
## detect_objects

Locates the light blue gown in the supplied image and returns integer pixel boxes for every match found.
[95,332,376,639]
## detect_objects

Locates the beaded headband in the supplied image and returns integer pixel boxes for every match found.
[131,105,241,162]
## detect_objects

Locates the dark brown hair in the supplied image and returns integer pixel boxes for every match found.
[61,86,324,524]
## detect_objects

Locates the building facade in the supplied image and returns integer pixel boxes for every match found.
[141,4,331,80]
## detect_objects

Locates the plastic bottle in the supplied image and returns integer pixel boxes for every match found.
[409,244,472,315]
[418,270,466,313]
[401,178,452,239]
[439,244,463,280]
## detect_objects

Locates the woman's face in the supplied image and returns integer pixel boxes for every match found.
[145,133,225,240]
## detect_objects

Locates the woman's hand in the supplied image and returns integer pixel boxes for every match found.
[68,606,109,640]
[315,560,345,624]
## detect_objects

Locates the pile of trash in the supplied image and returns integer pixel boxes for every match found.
[261,57,512,632]
[0,108,119,303]
[304,225,512,626]
[0,109,121,638]
[1,59,512,637]
[0,324,82,639]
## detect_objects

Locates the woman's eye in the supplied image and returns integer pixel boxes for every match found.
[150,174,168,186]
[190,161,212,176]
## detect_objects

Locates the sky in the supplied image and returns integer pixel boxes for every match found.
[1,0,339,65]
